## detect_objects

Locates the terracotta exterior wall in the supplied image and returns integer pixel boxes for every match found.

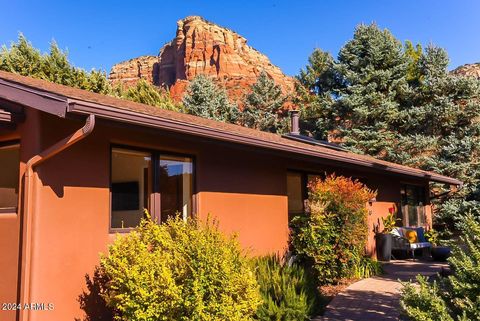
[0,109,432,321]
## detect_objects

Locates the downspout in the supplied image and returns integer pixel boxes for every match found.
[19,114,95,321]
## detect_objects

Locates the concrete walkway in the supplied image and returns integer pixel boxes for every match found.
[315,260,448,321]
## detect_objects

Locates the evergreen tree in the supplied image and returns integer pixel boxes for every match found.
[332,23,410,156]
[240,71,287,133]
[182,75,238,123]
[113,80,181,111]
[0,34,110,94]
[296,49,337,139]
[296,24,480,226]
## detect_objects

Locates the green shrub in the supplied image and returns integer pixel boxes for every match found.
[352,257,383,279]
[253,255,321,321]
[291,175,377,284]
[99,216,261,321]
[400,214,480,321]
[401,276,453,321]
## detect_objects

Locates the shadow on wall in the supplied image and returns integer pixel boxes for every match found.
[76,267,113,321]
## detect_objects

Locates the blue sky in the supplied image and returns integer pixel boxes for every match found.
[1,0,479,76]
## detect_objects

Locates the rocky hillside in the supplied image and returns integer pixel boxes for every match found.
[109,16,295,102]
[451,63,480,78]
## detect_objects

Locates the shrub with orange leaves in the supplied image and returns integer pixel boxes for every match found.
[291,174,377,284]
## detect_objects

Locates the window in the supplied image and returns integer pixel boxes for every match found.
[159,155,193,222]
[0,143,20,211]
[111,148,152,229]
[400,184,426,227]
[110,147,194,230]
[287,172,304,217]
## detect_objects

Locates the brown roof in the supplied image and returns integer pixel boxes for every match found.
[0,71,462,185]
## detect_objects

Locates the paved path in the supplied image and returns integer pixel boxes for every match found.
[315,260,448,321]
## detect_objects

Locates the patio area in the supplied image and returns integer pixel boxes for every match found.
[315,260,448,321]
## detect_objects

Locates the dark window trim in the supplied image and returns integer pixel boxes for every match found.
[0,140,21,215]
[109,143,196,234]
[286,169,326,217]
[399,183,428,227]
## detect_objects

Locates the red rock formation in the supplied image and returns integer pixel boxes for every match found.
[109,16,295,103]
[451,63,480,79]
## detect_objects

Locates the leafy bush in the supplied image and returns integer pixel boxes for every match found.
[352,257,383,279]
[99,216,261,321]
[253,255,321,321]
[291,174,377,284]
[401,276,453,321]
[400,214,480,321]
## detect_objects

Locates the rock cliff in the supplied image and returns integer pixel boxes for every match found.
[451,63,480,79]
[109,16,295,102]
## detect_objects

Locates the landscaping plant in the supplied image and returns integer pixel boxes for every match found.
[99,214,261,321]
[291,174,377,284]
[400,214,480,321]
[252,255,321,321]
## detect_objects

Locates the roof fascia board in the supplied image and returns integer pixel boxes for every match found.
[67,99,461,186]
[0,79,67,117]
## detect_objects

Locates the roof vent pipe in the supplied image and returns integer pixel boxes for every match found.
[289,108,300,135]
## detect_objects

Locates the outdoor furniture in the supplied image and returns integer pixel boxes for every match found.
[391,227,431,260]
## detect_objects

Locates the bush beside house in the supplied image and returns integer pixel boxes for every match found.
[291,175,378,285]
[99,216,261,321]
[94,175,383,320]
[253,255,322,321]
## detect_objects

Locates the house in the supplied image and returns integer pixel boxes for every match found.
[0,71,461,321]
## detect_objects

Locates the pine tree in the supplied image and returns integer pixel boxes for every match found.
[182,75,238,123]
[0,34,110,94]
[296,24,480,226]
[295,49,338,139]
[240,71,287,133]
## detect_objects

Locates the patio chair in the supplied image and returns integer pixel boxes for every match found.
[391,227,431,260]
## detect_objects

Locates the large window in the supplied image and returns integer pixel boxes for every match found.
[287,172,304,216]
[0,142,20,212]
[159,155,193,222]
[400,184,427,227]
[111,148,152,229]
[110,147,194,230]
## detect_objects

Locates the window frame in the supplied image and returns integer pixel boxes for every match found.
[109,144,196,233]
[286,169,326,219]
[399,182,428,227]
[0,140,21,215]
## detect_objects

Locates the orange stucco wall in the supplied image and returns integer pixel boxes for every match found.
[0,110,432,321]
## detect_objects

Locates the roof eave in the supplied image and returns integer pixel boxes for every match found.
[66,99,462,186]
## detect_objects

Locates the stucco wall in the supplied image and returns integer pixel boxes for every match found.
[0,110,432,321]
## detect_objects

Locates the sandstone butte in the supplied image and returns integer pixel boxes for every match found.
[109,16,296,103]
[451,63,480,79]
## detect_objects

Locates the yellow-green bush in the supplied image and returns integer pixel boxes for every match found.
[99,216,261,321]
[253,255,322,321]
